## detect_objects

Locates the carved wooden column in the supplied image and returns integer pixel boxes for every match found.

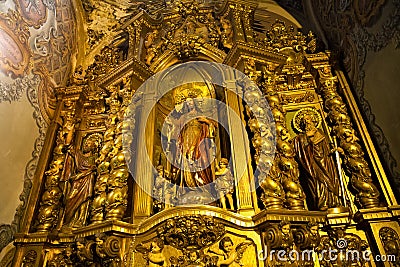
[223,80,258,215]
[132,89,156,219]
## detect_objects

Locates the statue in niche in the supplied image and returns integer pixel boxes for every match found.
[168,97,218,204]
[292,108,342,211]
[214,158,235,210]
[62,134,102,230]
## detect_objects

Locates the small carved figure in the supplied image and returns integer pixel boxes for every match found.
[278,220,294,251]
[148,239,166,267]
[144,29,159,66]
[187,250,203,267]
[70,65,85,85]
[215,158,235,210]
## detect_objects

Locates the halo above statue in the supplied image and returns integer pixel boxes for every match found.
[292,107,322,133]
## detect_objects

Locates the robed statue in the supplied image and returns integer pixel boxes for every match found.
[292,108,341,211]
[166,97,217,204]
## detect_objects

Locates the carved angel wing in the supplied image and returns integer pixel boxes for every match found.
[235,241,252,261]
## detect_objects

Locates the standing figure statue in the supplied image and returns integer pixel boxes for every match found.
[168,97,217,204]
[215,158,235,210]
[63,134,101,230]
[292,108,341,211]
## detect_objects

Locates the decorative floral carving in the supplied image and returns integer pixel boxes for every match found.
[85,46,121,81]
[141,1,224,65]
[317,228,369,266]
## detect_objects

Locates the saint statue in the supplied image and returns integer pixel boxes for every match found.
[292,109,341,211]
[167,97,217,204]
[63,134,101,229]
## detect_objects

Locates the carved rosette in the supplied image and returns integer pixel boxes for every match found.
[314,64,380,208]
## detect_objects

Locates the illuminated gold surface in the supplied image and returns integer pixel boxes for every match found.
[9,1,400,266]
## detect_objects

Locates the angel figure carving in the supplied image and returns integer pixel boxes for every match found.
[135,238,166,267]
[208,236,253,267]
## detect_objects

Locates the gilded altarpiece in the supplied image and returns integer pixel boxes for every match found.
[9,1,400,267]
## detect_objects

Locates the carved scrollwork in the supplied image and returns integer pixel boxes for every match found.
[0,224,13,254]
[265,221,294,250]
[293,222,321,251]
[71,235,121,266]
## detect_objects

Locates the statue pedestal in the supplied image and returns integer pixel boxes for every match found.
[175,190,216,206]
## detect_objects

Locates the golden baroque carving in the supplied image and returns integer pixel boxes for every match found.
[379,227,400,265]
[258,66,306,210]
[317,66,380,208]
[35,109,75,231]
[259,20,317,54]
